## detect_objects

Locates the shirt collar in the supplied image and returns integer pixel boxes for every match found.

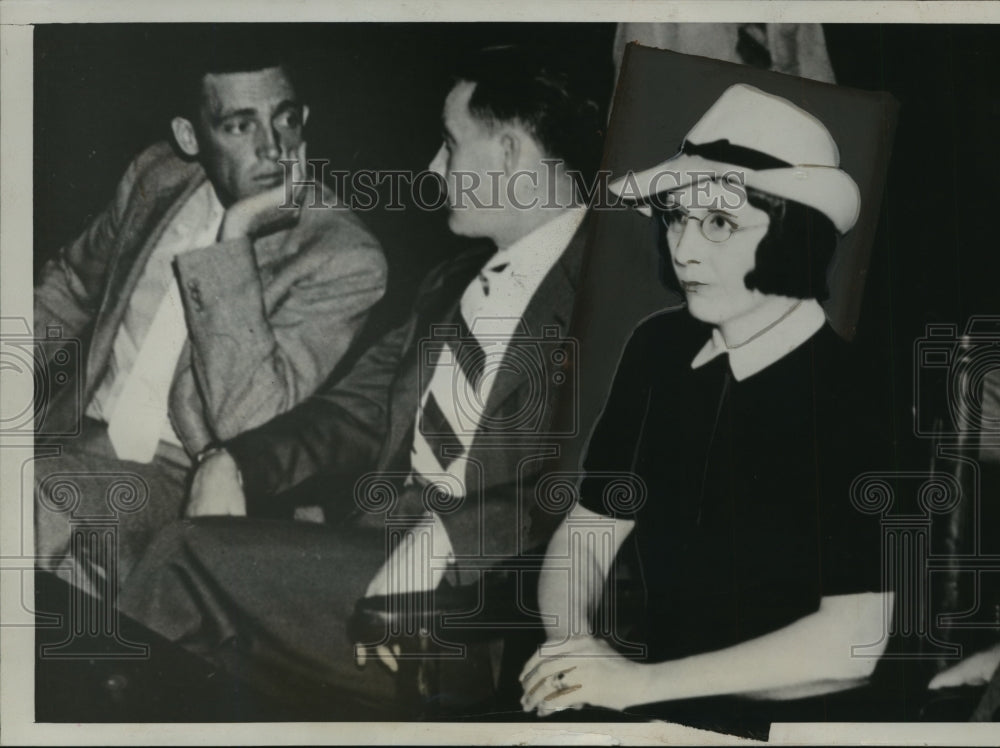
[691,298,826,381]
[484,206,586,281]
[199,181,226,227]
[155,181,226,255]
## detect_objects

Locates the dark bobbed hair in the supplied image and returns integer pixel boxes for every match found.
[653,185,840,302]
[453,46,605,184]
[174,33,302,120]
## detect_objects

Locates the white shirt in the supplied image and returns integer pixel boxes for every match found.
[459,206,586,348]
[691,298,827,381]
[87,182,225,447]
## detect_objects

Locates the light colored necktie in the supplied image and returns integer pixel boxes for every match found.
[105,279,189,463]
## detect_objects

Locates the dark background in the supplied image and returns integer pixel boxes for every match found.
[33,23,617,329]
[34,22,1000,350]
[34,21,1000,499]
[34,23,1000,327]
[31,21,1000,721]
[34,20,1000,528]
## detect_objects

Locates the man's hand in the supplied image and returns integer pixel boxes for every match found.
[362,516,450,598]
[928,642,1000,690]
[218,142,309,240]
[185,449,247,518]
[519,635,648,717]
[354,512,454,672]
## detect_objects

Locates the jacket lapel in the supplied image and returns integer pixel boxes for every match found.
[84,159,206,394]
[378,221,589,474]
[477,217,588,423]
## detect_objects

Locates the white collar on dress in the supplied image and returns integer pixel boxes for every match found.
[690,298,826,381]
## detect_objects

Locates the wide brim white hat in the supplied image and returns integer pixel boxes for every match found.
[609,84,861,234]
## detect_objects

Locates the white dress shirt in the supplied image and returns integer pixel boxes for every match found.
[87,182,225,460]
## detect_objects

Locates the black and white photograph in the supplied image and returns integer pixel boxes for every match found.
[2,2,1000,745]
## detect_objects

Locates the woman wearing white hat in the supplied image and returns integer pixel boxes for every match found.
[520,85,894,732]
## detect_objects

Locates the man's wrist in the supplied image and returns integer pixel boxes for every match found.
[196,445,243,488]
[218,211,250,241]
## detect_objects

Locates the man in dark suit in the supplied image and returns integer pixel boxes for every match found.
[118,47,605,713]
[33,42,386,585]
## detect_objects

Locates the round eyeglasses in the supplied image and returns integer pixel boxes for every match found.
[660,209,766,244]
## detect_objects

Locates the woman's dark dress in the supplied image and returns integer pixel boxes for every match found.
[577,310,893,736]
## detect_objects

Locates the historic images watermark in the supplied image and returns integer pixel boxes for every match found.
[276,158,750,214]
[1,318,82,438]
[1,317,149,658]
[416,319,578,438]
[904,316,1000,658]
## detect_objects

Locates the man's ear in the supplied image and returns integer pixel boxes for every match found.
[171,117,200,157]
[500,131,521,175]
[301,104,310,129]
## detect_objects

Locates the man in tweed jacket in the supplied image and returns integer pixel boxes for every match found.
[33,48,386,584]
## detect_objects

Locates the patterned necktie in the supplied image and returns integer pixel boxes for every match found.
[478,261,509,296]
[416,315,487,466]
[409,314,490,499]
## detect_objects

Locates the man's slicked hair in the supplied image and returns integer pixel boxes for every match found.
[174,31,301,120]
[453,45,605,183]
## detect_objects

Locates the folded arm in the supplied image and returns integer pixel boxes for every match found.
[188,319,410,517]
[176,213,386,441]
[523,509,893,714]
[632,591,892,704]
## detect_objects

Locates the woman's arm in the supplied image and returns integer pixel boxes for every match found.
[535,504,635,645]
[637,591,893,703]
[522,590,893,714]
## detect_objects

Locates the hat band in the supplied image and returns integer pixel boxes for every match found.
[681,139,792,172]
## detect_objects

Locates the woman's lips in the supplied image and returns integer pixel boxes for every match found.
[680,280,706,292]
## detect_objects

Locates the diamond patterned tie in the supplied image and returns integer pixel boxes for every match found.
[412,316,488,477]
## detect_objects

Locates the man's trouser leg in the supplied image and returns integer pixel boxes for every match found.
[118,516,399,718]
[34,418,188,588]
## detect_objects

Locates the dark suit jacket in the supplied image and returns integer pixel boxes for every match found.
[34,142,387,453]
[228,218,589,583]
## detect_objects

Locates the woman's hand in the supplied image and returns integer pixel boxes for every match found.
[519,636,648,716]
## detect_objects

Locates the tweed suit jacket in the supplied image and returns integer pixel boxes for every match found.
[228,218,589,582]
[34,141,387,454]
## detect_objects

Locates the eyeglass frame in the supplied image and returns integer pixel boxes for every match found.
[657,206,770,245]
